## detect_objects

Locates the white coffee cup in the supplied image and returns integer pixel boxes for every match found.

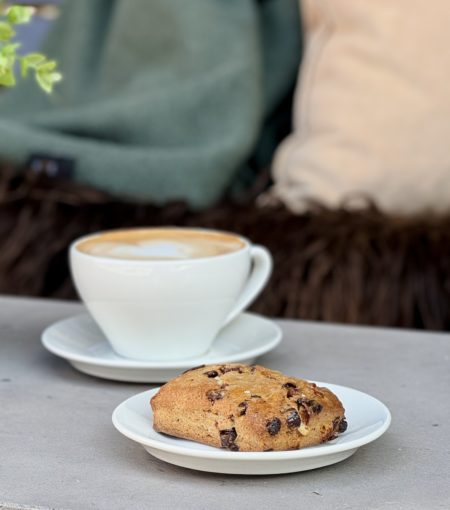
[70,227,272,361]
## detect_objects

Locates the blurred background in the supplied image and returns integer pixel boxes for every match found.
[1,0,449,330]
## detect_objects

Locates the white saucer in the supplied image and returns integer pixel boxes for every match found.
[41,313,282,383]
[112,384,391,475]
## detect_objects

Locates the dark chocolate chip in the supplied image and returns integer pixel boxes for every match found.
[287,388,299,398]
[283,382,297,389]
[333,416,347,433]
[204,370,219,378]
[296,399,311,424]
[263,448,274,452]
[266,417,282,436]
[182,364,205,374]
[207,390,224,402]
[286,409,301,428]
[312,402,323,414]
[297,398,322,414]
[220,428,239,451]
[238,402,248,416]
[338,418,348,433]
[251,394,262,399]
[220,366,243,374]
[296,397,307,409]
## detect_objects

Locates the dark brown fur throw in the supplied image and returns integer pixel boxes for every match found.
[1,166,450,330]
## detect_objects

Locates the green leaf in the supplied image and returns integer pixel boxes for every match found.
[49,72,62,86]
[23,52,46,66]
[0,67,16,87]
[0,6,62,93]
[0,45,15,74]
[0,55,8,73]
[35,71,50,93]
[36,69,62,94]
[1,43,20,56]
[6,5,35,24]
[37,60,57,72]
[20,52,46,77]
[0,21,15,41]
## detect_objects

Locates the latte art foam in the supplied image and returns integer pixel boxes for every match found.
[76,229,245,260]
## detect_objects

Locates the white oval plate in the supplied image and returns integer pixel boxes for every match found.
[112,384,391,475]
[41,313,282,383]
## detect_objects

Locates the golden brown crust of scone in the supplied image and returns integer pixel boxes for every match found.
[151,364,347,452]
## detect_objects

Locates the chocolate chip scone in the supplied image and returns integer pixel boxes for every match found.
[151,364,347,452]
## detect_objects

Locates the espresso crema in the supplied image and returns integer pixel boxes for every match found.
[76,229,246,260]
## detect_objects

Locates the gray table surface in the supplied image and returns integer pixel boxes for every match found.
[1,296,449,510]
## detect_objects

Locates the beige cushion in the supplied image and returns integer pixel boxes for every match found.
[272,0,450,214]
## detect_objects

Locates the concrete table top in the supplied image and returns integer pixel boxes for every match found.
[1,296,449,510]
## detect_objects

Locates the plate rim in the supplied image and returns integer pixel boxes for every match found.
[112,383,392,461]
[41,312,282,369]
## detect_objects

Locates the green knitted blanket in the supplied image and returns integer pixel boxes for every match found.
[0,0,300,208]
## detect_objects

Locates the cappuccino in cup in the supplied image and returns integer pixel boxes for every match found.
[76,229,246,261]
[70,228,272,361]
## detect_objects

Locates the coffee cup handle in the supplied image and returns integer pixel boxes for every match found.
[222,246,273,328]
